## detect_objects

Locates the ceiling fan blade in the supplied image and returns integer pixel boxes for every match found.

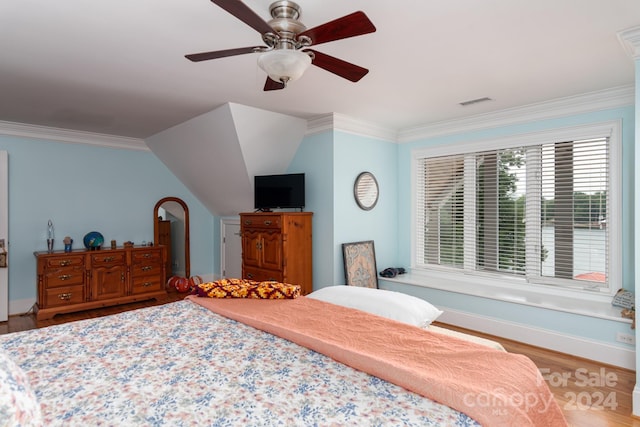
[298,11,376,46]
[211,0,274,35]
[264,77,285,91]
[306,49,369,82]
[185,46,262,62]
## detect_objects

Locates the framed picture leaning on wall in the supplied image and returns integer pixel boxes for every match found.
[342,240,378,288]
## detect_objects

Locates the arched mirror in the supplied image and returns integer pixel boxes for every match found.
[154,197,190,279]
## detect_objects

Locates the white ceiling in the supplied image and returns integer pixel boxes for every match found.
[1,0,638,140]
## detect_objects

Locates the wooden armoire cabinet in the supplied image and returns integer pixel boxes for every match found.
[34,246,166,320]
[240,212,313,295]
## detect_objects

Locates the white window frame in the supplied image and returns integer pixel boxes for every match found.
[411,120,622,299]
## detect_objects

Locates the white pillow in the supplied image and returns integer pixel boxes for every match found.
[307,286,443,327]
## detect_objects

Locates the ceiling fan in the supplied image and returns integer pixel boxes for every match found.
[185,0,376,91]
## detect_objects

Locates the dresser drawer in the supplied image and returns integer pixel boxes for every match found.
[44,285,85,308]
[91,252,126,267]
[131,262,162,277]
[44,266,85,288]
[242,215,281,229]
[243,267,283,283]
[45,255,84,268]
[132,249,162,263]
[132,276,163,294]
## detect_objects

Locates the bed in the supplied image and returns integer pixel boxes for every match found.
[0,284,566,426]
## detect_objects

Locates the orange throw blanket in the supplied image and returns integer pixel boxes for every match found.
[187,295,567,427]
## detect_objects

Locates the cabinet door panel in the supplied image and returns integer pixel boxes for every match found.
[242,230,261,267]
[92,265,126,300]
[261,231,282,270]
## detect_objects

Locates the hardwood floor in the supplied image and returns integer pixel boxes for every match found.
[1,292,639,426]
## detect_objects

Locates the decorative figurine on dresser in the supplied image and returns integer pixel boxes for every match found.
[34,244,167,320]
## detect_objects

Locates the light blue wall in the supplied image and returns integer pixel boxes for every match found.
[333,131,398,284]
[289,130,398,290]
[288,131,334,288]
[0,135,216,307]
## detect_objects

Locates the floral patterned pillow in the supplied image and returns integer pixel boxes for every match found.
[193,278,300,299]
[0,349,43,426]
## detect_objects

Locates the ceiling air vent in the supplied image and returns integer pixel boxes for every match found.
[459,97,492,106]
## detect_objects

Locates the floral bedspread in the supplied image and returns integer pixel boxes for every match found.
[0,300,479,426]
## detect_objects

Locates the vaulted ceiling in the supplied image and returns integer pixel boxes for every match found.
[147,102,307,216]
[1,0,639,141]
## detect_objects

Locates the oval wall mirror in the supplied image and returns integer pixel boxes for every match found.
[354,171,379,210]
[154,197,190,279]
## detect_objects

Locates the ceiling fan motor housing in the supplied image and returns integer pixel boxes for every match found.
[265,1,308,50]
[269,1,301,20]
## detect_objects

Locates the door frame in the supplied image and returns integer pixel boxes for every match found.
[220,217,241,278]
[0,151,8,322]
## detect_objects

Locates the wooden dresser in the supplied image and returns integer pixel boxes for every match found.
[240,212,313,295]
[34,246,166,320]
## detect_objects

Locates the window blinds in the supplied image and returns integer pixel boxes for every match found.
[415,137,609,289]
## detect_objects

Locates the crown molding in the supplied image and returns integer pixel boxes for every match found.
[397,85,635,143]
[618,26,640,59]
[2,84,634,150]
[306,113,398,142]
[0,120,148,151]
[306,86,634,144]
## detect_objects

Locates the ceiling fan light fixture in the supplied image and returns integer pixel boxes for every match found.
[257,49,311,85]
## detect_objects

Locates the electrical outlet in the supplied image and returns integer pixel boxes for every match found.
[616,332,635,345]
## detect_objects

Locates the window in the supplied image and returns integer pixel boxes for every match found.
[413,122,621,294]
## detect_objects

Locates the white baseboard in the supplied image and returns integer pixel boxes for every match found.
[9,298,36,316]
[438,306,636,370]
[633,385,640,417]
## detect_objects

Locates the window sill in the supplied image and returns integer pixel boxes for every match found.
[380,270,631,324]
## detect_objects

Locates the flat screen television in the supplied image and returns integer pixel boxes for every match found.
[254,173,305,211]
